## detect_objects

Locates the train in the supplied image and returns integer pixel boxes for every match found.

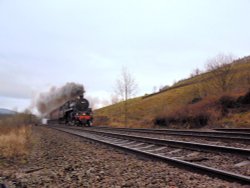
[48,95,93,126]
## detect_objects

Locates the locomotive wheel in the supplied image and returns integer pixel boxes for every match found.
[86,120,92,127]
[78,121,83,127]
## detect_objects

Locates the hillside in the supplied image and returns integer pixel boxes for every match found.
[94,56,250,128]
[0,108,17,116]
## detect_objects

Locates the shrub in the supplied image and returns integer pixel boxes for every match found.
[153,96,221,128]
[189,113,209,127]
[154,112,210,128]
[237,90,250,105]
[219,95,236,108]
[189,97,202,104]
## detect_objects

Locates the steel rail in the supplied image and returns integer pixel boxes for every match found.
[50,126,250,185]
[214,128,250,133]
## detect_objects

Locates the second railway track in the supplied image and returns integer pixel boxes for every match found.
[90,126,250,141]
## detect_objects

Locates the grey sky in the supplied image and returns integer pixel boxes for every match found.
[0,0,250,112]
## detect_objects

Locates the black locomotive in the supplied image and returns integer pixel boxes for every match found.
[49,95,93,126]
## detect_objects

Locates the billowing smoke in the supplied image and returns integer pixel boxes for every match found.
[36,82,85,116]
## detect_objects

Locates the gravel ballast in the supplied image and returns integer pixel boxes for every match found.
[0,126,248,187]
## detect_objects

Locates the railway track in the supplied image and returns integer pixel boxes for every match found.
[49,125,250,185]
[86,126,250,149]
[71,127,250,156]
[89,126,250,141]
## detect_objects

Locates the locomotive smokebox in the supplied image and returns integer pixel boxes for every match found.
[75,98,89,111]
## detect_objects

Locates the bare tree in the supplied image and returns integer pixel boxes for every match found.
[206,53,236,93]
[190,68,201,78]
[115,67,138,126]
[115,67,138,101]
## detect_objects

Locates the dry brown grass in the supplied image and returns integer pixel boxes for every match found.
[221,112,250,128]
[0,125,31,158]
[0,115,33,158]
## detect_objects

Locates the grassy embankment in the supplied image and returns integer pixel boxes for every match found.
[0,114,33,161]
[95,56,250,128]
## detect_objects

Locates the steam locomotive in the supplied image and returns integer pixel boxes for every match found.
[49,95,93,126]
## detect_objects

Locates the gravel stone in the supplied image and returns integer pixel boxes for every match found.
[0,126,248,187]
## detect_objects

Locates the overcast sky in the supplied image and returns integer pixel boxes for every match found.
[0,0,250,112]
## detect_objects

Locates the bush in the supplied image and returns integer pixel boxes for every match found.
[153,96,221,128]
[189,113,209,127]
[218,95,235,116]
[154,90,250,129]
[219,95,236,108]
[189,97,202,104]
[154,112,210,128]
[237,90,250,105]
